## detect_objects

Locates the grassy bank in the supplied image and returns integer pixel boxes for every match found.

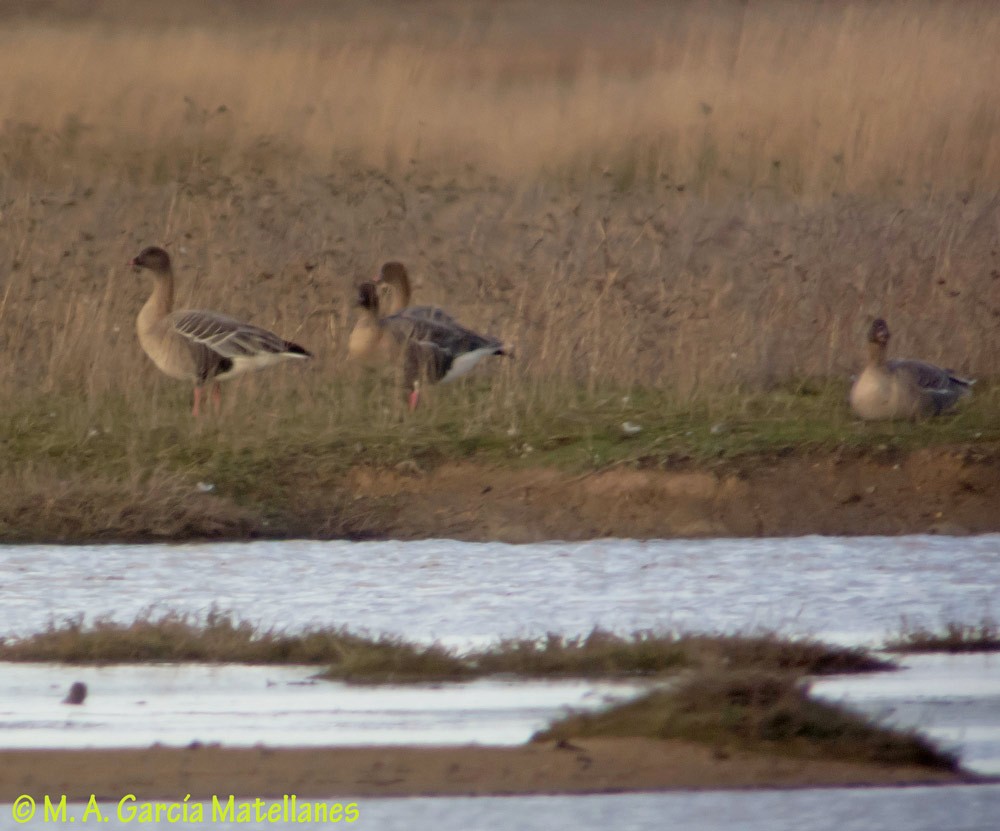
[1,1,999,541]
[2,379,999,542]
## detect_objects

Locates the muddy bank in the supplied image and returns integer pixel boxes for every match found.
[0,740,973,802]
[345,448,1000,542]
[2,447,997,544]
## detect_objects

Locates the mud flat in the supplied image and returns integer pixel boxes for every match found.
[0,741,974,802]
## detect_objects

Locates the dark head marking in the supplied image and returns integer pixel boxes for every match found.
[357,281,380,311]
[130,246,172,274]
[376,261,408,285]
[868,318,890,345]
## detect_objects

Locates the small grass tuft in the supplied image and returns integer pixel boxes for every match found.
[319,638,473,684]
[697,633,895,675]
[475,630,689,678]
[885,617,1000,654]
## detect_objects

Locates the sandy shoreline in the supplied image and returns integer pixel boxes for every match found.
[0,741,978,802]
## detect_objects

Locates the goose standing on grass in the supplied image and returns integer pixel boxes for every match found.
[131,246,312,416]
[374,261,456,322]
[350,281,512,410]
[347,261,455,365]
[849,317,973,420]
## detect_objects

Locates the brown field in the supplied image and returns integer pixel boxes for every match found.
[0,0,998,541]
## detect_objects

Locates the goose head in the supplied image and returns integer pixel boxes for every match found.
[867,318,890,346]
[375,261,408,287]
[131,246,172,274]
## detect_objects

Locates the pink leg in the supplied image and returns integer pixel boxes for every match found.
[408,385,421,411]
[192,386,203,417]
[211,383,222,414]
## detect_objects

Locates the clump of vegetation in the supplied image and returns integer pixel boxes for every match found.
[320,638,473,684]
[680,633,894,675]
[471,630,891,678]
[885,617,1000,653]
[473,630,689,678]
[533,669,958,771]
[0,618,892,682]
[0,611,468,681]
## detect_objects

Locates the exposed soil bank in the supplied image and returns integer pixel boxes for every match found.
[0,740,973,801]
[4,447,997,544]
[344,448,1000,542]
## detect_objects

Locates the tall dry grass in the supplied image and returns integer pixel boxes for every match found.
[0,0,998,477]
[2,1,1000,191]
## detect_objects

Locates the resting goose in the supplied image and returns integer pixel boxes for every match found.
[849,318,972,420]
[351,281,511,409]
[131,246,311,416]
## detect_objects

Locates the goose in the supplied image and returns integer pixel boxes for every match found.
[374,261,456,322]
[347,261,454,363]
[351,280,511,410]
[849,318,972,420]
[131,246,312,416]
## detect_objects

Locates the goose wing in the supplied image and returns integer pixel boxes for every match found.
[382,311,503,356]
[170,310,302,358]
[890,358,973,414]
[394,305,459,326]
[889,359,972,392]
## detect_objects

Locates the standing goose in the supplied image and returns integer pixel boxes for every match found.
[351,281,511,410]
[374,261,457,322]
[849,318,972,420]
[347,261,455,363]
[131,246,311,416]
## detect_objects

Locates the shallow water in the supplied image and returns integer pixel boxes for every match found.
[3,534,998,646]
[813,653,1000,775]
[6,785,1000,831]
[3,655,998,776]
[3,534,999,825]
[0,663,639,748]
